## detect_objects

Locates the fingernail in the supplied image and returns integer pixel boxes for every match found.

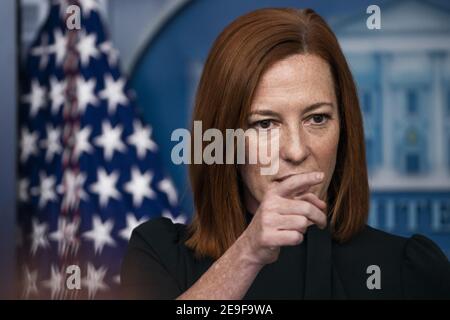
[316,172,324,180]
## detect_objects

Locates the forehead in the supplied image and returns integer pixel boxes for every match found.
[252,54,336,107]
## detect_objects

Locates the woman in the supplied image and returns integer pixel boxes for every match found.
[121,8,450,299]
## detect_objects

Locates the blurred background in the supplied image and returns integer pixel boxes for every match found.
[0,0,449,299]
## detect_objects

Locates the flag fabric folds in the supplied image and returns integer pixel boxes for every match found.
[18,0,185,299]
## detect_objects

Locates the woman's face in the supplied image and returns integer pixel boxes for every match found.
[239,54,340,214]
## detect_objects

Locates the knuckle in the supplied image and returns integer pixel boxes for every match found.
[260,211,273,227]
[297,216,308,228]
[261,198,276,213]
[259,230,272,247]
[293,232,304,245]
[302,201,313,213]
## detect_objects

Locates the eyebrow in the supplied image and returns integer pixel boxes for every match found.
[249,102,334,117]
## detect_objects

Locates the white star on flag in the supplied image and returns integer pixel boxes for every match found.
[57,170,88,212]
[99,41,119,66]
[77,31,100,67]
[72,125,93,161]
[82,263,108,299]
[79,0,100,18]
[31,34,50,70]
[119,212,149,241]
[162,210,187,224]
[50,29,67,66]
[18,178,30,203]
[20,127,39,163]
[49,216,81,257]
[22,266,39,299]
[98,75,128,115]
[41,124,62,162]
[22,79,47,117]
[76,76,98,113]
[83,215,116,255]
[94,121,126,161]
[31,172,57,208]
[49,76,66,114]
[127,120,158,159]
[42,265,64,300]
[158,178,178,206]
[90,168,121,207]
[124,167,156,207]
[30,218,49,255]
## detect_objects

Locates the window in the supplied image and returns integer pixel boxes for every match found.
[406,128,418,146]
[406,152,420,174]
[406,89,418,115]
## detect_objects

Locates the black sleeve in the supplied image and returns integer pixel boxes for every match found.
[402,234,450,299]
[120,217,183,299]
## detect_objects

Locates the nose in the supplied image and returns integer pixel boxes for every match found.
[280,126,310,165]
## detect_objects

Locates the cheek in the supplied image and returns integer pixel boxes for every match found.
[239,140,275,204]
[240,163,272,200]
[244,129,280,166]
[328,125,340,166]
[316,121,339,161]
[319,133,339,163]
[315,126,340,188]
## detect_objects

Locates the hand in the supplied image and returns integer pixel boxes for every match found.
[239,172,327,266]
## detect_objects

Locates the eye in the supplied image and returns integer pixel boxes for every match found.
[309,113,330,125]
[253,119,274,129]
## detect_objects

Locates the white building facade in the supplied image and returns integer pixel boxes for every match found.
[335,0,450,256]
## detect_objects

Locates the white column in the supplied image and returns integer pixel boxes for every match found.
[431,199,442,232]
[430,52,446,175]
[441,200,450,232]
[406,200,418,232]
[368,198,378,228]
[385,198,395,231]
[380,53,395,175]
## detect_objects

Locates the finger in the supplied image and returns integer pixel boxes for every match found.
[274,214,313,233]
[274,230,305,246]
[274,197,327,229]
[271,172,324,198]
[293,192,327,211]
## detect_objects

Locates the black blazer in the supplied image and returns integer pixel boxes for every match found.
[121,215,450,299]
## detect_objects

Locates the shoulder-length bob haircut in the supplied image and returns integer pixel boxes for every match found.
[185,8,369,259]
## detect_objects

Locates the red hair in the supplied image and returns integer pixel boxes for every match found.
[185,8,369,259]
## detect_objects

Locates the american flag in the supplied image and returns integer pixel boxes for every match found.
[17,0,185,299]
